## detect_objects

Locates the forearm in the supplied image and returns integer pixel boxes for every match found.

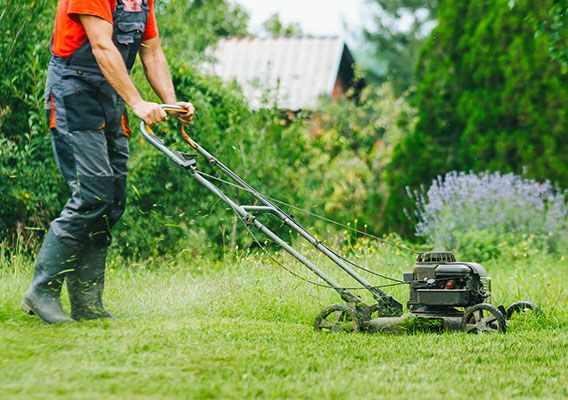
[92,45,143,107]
[143,43,195,124]
[140,40,177,104]
[79,14,166,125]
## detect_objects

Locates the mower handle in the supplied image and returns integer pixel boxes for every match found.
[139,104,199,170]
[139,105,400,304]
[139,103,198,146]
[159,104,188,115]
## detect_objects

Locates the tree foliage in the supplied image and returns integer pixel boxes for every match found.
[363,0,438,92]
[537,0,568,71]
[156,0,249,60]
[384,0,568,235]
[261,13,304,37]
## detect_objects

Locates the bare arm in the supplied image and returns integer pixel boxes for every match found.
[140,37,194,124]
[139,38,176,103]
[79,15,166,125]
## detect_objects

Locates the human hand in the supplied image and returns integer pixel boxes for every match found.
[174,101,195,125]
[132,101,168,125]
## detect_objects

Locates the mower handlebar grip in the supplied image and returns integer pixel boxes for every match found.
[139,104,198,149]
[159,104,187,114]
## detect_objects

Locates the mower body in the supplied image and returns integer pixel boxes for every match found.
[404,251,491,314]
[365,252,498,333]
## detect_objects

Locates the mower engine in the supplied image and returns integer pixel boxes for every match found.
[403,252,491,314]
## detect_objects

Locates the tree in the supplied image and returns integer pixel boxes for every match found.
[538,0,568,72]
[261,13,303,37]
[384,0,568,236]
[156,0,249,60]
[363,0,438,93]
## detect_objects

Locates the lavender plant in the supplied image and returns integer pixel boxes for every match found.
[409,171,568,258]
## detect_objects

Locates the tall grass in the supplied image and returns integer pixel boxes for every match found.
[1,239,566,399]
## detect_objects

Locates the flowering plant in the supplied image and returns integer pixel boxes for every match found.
[409,171,568,259]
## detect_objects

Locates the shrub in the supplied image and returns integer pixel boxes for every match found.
[312,83,417,229]
[410,171,568,259]
[0,0,65,242]
[112,74,419,260]
[385,0,568,236]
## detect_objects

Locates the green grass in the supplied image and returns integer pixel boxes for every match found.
[0,242,566,399]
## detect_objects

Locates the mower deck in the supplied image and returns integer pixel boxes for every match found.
[365,313,464,333]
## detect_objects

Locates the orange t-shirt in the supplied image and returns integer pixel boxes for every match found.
[51,0,159,58]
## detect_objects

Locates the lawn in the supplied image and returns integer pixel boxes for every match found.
[0,242,566,399]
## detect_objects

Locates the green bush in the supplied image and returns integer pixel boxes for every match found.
[0,0,65,242]
[411,171,568,261]
[310,84,417,231]
[113,76,422,260]
[537,0,568,72]
[385,0,568,235]
[115,67,324,259]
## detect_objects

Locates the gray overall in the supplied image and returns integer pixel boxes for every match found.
[22,0,150,323]
[46,0,149,246]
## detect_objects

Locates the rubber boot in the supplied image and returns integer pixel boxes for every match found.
[67,242,114,320]
[22,227,75,324]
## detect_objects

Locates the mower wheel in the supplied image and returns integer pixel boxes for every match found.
[506,301,541,320]
[314,304,361,333]
[462,303,506,334]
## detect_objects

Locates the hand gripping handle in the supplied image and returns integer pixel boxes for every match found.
[139,104,198,148]
[139,104,198,170]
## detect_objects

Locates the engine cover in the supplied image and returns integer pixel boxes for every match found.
[403,252,491,313]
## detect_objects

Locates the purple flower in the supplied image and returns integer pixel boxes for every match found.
[408,171,568,252]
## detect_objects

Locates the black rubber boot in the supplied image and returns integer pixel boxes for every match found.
[22,227,75,324]
[67,242,114,321]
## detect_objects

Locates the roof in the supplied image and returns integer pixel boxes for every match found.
[203,36,356,110]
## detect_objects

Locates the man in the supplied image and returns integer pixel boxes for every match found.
[22,0,194,323]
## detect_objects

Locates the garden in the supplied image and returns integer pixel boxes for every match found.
[1,0,567,399]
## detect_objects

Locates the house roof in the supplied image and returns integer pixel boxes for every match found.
[204,36,356,110]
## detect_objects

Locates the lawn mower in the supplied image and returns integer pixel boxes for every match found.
[140,105,541,334]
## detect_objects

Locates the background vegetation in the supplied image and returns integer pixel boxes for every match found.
[0,0,418,260]
[2,0,566,259]
[383,0,568,234]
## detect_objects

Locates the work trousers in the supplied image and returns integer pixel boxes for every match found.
[45,58,130,247]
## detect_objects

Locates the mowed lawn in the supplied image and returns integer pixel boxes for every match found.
[0,244,566,399]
